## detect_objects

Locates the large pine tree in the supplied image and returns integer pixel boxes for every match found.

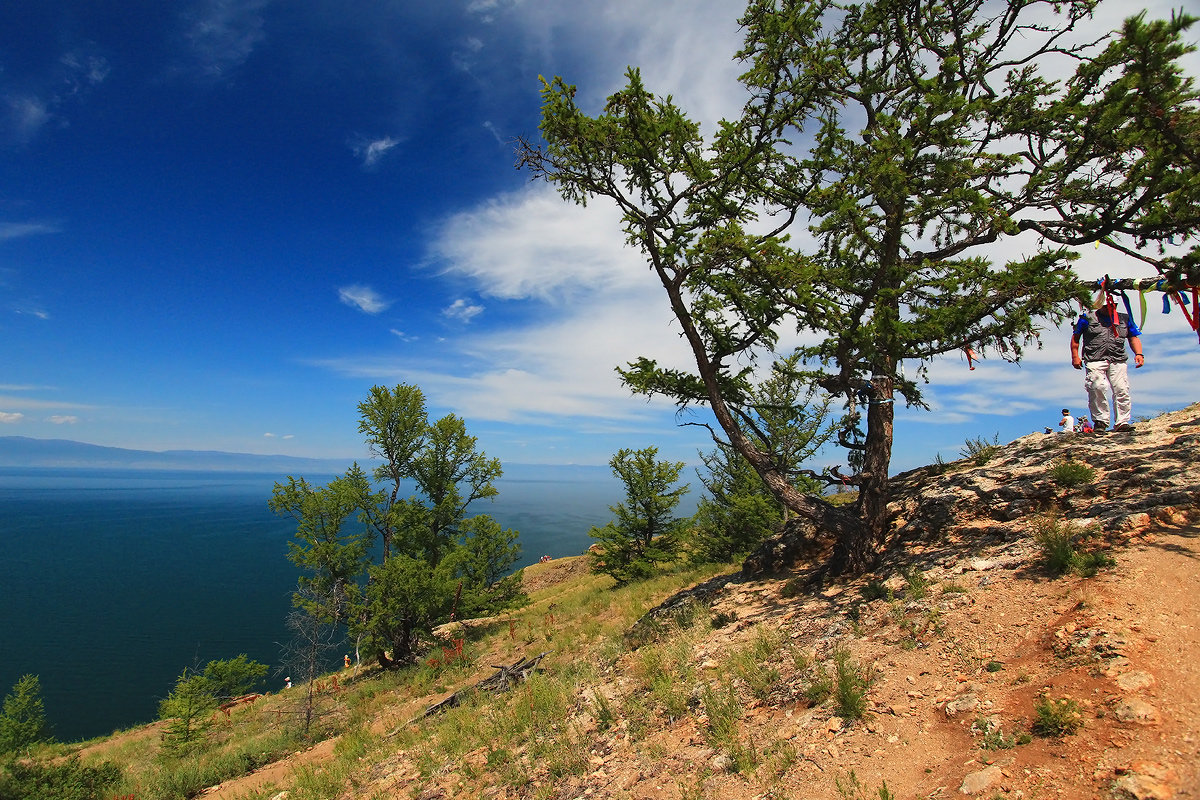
[520,0,1200,573]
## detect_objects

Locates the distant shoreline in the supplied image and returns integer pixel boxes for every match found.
[0,436,614,477]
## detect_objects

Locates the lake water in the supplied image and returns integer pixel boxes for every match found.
[0,464,675,742]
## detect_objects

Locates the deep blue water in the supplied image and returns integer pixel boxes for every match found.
[0,465,662,742]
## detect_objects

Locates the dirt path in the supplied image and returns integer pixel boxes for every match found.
[197,737,337,799]
[1091,524,1200,794]
[540,523,1200,800]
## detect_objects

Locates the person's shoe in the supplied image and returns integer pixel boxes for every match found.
[1113,422,1135,432]
[1092,420,1108,433]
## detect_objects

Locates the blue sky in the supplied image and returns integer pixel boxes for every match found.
[1,0,1198,473]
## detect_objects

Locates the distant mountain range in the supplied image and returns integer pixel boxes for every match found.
[0,436,359,473]
[0,436,612,482]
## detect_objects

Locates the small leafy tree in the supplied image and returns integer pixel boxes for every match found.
[158,668,217,755]
[0,674,50,754]
[451,515,528,619]
[691,360,834,563]
[271,383,525,667]
[202,654,269,702]
[157,654,269,754]
[691,448,786,564]
[590,447,689,584]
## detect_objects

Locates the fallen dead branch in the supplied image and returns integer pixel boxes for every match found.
[422,651,549,718]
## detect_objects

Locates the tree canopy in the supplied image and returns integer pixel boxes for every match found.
[690,355,835,562]
[271,384,525,666]
[590,446,689,584]
[520,0,1200,573]
[0,675,50,755]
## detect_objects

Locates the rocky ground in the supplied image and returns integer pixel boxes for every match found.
[501,403,1200,800]
[198,403,1200,799]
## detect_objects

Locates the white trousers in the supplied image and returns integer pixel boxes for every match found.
[1084,360,1131,426]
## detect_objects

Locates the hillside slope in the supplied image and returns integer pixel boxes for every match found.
[76,403,1200,800]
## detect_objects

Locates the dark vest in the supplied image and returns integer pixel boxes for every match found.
[1079,310,1130,363]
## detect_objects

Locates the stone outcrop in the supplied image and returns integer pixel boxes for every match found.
[745,402,1200,579]
[888,401,1200,543]
[739,402,1200,578]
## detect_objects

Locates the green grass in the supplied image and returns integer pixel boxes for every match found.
[832,648,872,720]
[1030,514,1115,577]
[699,679,758,773]
[801,657,833,706]
[729,629,789,701]
[1048,458,1097,487]
[860,580,891,601]
[973,716,1031,750]
[901,566,930,599]
[835,769,896,800]
[1032,696,1084,737]
[960,433,1001,466]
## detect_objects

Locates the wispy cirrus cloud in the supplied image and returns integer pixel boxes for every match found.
[1,95,53,145]
[351,135,402,169]
[0,221,62,242]
[1,46,109,145]
[0,394,95,411]
[464,0,746,129]
[13,306,51,320]
[47,415,79,424]
[442,298,484,323]
[338,284,391,314]
[179,0,270,79]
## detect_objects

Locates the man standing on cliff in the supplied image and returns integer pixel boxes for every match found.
[1070,305,1145,432]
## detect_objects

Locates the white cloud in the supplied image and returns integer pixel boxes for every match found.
[486,0,746,129]
[466,0,500,15]
[0,222,61,242]
[338,284,391,314]
[181,0,269,79]
[446,298,692,425]
[0,412,24,423]
[351,135,402,169]
[59,51,111,93]
[2,94,52,145]
[390,329,418,342]
[432,185,641,302]
[315,180,699,436]
[46,415,79,424]
[1,40,108,145]
[442,298,484,323]
[0,395,93,411]
[481,120,503,145]
[452,36,486,73]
